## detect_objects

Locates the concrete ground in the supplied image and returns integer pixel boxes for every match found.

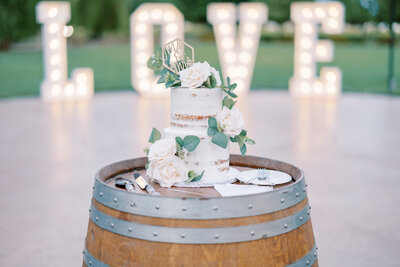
[0,90,399,266]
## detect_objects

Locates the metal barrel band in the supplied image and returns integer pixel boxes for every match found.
[89,203,310,244]
[83,246,110,267]
[287,245,318,267]
[92,175,307,220]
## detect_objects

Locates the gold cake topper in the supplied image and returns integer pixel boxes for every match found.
[162,38,194,74]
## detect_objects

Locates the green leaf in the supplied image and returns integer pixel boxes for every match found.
[148,128,161,144]
[203,76,212,88]
[210,74,217,88]
[183,135,200,152]
[240,143,247,155]
[145,161,150,169]
[222,96,236,109]
[165,80,174,88]
[157,75,165,84]
[227,76,231,87]
[207,117,218,136]
[212,132,228,149]
[240,129,247,137]
[229,83,237,90]
[226,91,238,98]
[185,170,204,183]
[175,136,184,147]
[244,137,255,145]
[147,55,162,71]
[236,135,244,148]
[230,136,237,143]
[192,170,204,182]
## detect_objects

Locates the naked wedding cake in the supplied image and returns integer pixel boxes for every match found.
[144,39,255,187]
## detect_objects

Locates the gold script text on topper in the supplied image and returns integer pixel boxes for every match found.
[162,38,194,74]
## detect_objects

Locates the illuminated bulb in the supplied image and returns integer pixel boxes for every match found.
[300,67,312,79]
[49,23,58,34]
[48,7,58,18]
[164,11,176,22]
[239,51,251,63]
[300,82,311,93]
[51,70,61,81]
[328,7,339,17]
[136,67,148,77]
[217,9,229,20]
[135,38,148,49]
[313,81,324,94]
[50,55,60,66]
[218,23,232,34]
[138,11,149,22]
[315,7,325,18]
[63,26,73,37]
[166,23,178,34]
[300,52,312,64]
[316,44,327,57]
[77,85,87,95]
[328,19,338,29]
[64,84,75,96]
[50,39,60,50]
[135,23,147,34]
[51,85,62,96]
[302,8,313,19]
[76,73,87,84]
[241,37,254,48]
[221,38,234,49]
[136,53,148,63]
[326,84,336,94]
[246,8,259,19]
[224,51,236,63]
[300,38,312,49]
[237,66,249,78]
[326,72,337,83]
[244,23,257,34]
[302,23,313,34]
[151,9,162,20]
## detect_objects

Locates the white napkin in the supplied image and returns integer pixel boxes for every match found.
[214,184,273,197]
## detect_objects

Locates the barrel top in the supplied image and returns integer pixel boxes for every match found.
[91,155,307,219]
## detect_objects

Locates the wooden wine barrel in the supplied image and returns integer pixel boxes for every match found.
[83,155,318,267]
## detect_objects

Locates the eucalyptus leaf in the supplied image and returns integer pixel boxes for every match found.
[192,170,204,182]
[212,132,228,148]
[185,170,204,183]
[145,161,150,169]
[203,76,212,88]
[240,143,247,155]
[230,136,237,142]
[222,96,236,109]
[230,83,237,90]
[175,136,184,148]
[183,135,200,152]
[240,129,247,137]
[147,55,162,71]
[227,76,231,87]
[210,74,217,88]
[245,138,255,145]
[226,91,238,98]
[148,128,161,143]
[208,117,218,136]
[157,75,165,84]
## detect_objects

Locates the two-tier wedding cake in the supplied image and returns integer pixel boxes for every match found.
[144,39,255,188]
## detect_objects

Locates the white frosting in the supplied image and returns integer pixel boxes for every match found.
[163,87,230,186]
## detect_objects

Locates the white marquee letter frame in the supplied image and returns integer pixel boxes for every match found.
[289,1,345,98]
[130,3,184,97]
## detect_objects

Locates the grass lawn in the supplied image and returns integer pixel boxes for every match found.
[0,39,399,98]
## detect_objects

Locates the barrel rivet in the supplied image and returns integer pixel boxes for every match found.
[214,234,219,239]
[128,227,133,232]
[82,250,84,254]
[153,232,158,237]
[182,207,187,211]
[306,260,310,265]
[300,216,303,221]
[89,209,91,213]
[99,192,103,197]
[281,198,285,203]
[316,246,318,250]
[303,188,306,192]
[309,206,312,210]
[314,252,317,257]
[181,234,186,238]
[296,193,299,197]
[284,224,288,228]
[307,211,310,215]
[89,260,92,265]
[250,231,255,236]
[155,205,160,210]
[92,186,95,190]
[114,198,118,203]
[110,223,114,228]
[213,206,218,211]
[95,216,99,221]
[130,202,136,207]
[248,204,253,209]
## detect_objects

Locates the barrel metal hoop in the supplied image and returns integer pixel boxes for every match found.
[83,246,110,267]
[287,245,318,267]
[90,203,310,244]
[93,176,307,219]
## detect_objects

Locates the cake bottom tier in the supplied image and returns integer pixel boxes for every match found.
[164,127,230,185]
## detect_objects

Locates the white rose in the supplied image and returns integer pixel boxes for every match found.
[208,65,221,87]
[217,107,245,138]
[146,156,189,188]
[148,138,176,163]
[179,62,210,88]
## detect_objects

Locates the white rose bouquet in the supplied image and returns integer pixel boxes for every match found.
[144,128,204,188]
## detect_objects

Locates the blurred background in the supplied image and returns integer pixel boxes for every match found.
[0,0,399,98]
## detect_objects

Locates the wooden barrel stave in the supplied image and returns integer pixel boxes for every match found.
[83,155,318,267]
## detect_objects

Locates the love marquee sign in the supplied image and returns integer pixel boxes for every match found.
[36,1,344,102]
